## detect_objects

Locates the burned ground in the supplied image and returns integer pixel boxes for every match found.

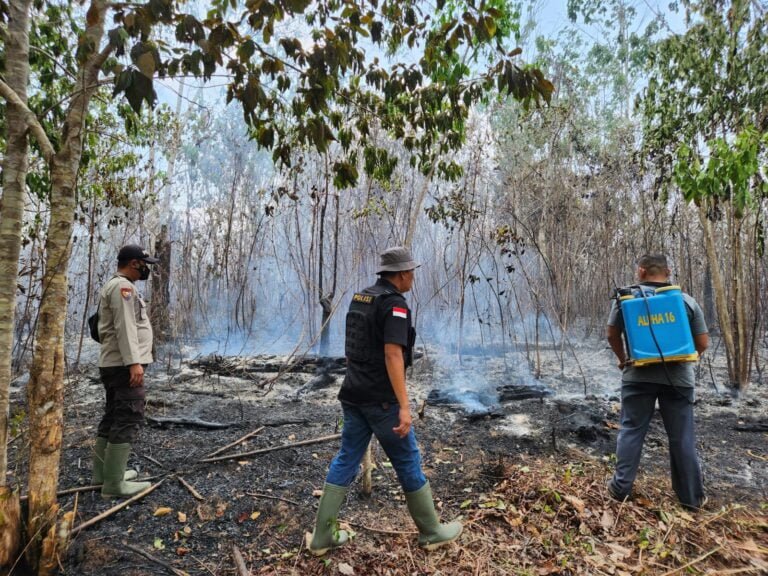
[5,338,768,575]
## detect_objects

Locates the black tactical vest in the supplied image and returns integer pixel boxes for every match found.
[345,284,397,364]
[340,282,415,405]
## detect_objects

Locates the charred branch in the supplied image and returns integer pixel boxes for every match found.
[71,478,167,536]
[146,416,236,429]
[732,421,768,432]
[189,354,346,378]
[198,433,341,464]
[201,426,265,460]
[497,383,553,402]
[122,542,188,576]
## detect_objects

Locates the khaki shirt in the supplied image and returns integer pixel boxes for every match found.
[98,273,154,367]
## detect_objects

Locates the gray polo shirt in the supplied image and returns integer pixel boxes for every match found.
[98,273,154,367]
[607,284,708,387]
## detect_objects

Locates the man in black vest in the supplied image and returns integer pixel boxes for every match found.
[306,246,462,555]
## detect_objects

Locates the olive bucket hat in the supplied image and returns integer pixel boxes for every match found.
[376,246,421,274]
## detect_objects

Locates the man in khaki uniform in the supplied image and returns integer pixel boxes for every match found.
[93,244,158,498]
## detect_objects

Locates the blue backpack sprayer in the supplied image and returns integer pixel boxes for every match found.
[617,285,698,366]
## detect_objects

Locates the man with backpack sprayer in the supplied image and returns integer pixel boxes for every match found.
[606,253,709,510]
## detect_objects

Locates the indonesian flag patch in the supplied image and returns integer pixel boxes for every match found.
[392,307,408,319]
[120,287,133,301]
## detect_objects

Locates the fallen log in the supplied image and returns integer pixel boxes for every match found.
[174,389,227,398]
[201,426,265,459]
[20,474,166,501]
[71,478,166,536]
[146,416,236,429]
[246,491,303,507]
[39,484,101,499]
[232,545,249,576]
[190,353,346,376]
[5,433,21,446]
[122,542,189,576]
[141,453,166,468]
[465,408,505,422]
[497,382,553,401]
[294,368,339,398]
[264,418,310,427]
[733,422,768,432]
[198,433,341,463]
[178,476,205,501]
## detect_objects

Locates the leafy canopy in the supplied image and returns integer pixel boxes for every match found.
[102,0,553,187]
[638,0,768,200]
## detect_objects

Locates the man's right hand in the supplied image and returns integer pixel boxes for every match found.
[128,363,144,387]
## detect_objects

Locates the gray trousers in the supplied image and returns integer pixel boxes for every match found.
[611,382,704,508]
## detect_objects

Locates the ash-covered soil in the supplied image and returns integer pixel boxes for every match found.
[5,336,767,575]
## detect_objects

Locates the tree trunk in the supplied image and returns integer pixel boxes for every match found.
[0,0,32,566]
[404,161,436,248]
[74,194,98,368]
[318,158,330,355]
[24,2,111,572]
[25,184,70,572]
[151,224,172,342]
[149,84,184,344]
[698,202,738,388]
[732,217,750,391]
[703,260,715,331]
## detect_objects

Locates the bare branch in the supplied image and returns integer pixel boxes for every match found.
[29,45,77,81]
[0,78,55,163]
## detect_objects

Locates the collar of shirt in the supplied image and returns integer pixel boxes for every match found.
[375,278,401,293]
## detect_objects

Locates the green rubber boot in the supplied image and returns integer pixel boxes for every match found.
[101,443,150,499]
[92,437,137,484]
[305,483,350,556]
[405,481,463,550]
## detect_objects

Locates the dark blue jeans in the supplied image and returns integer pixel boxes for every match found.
[325,402,427,493]
[611,382,704,508]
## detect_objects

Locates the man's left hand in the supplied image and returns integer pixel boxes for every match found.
[392,407,412,438]
[128,363,144,387]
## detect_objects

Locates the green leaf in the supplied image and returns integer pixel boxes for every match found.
[136,51,156,77]
[482,16,497,39]
[238,39,255,61]
[123,69,156,113]
[284,0,312,12]
[257,126,274,148]
[333,161,359,189]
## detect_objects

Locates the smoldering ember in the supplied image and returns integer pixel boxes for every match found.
[1,1,768,575]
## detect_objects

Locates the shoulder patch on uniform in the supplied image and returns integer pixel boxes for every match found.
[120,287,133,301]
[352,293,375,304]
[392,307,408,319]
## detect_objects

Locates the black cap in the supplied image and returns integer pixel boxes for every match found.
[117,244,159,264]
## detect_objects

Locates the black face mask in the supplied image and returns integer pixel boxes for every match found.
[135,262,151,281]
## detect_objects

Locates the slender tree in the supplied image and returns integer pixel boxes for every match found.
[0,0,32,563]
[639,0,768,391]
